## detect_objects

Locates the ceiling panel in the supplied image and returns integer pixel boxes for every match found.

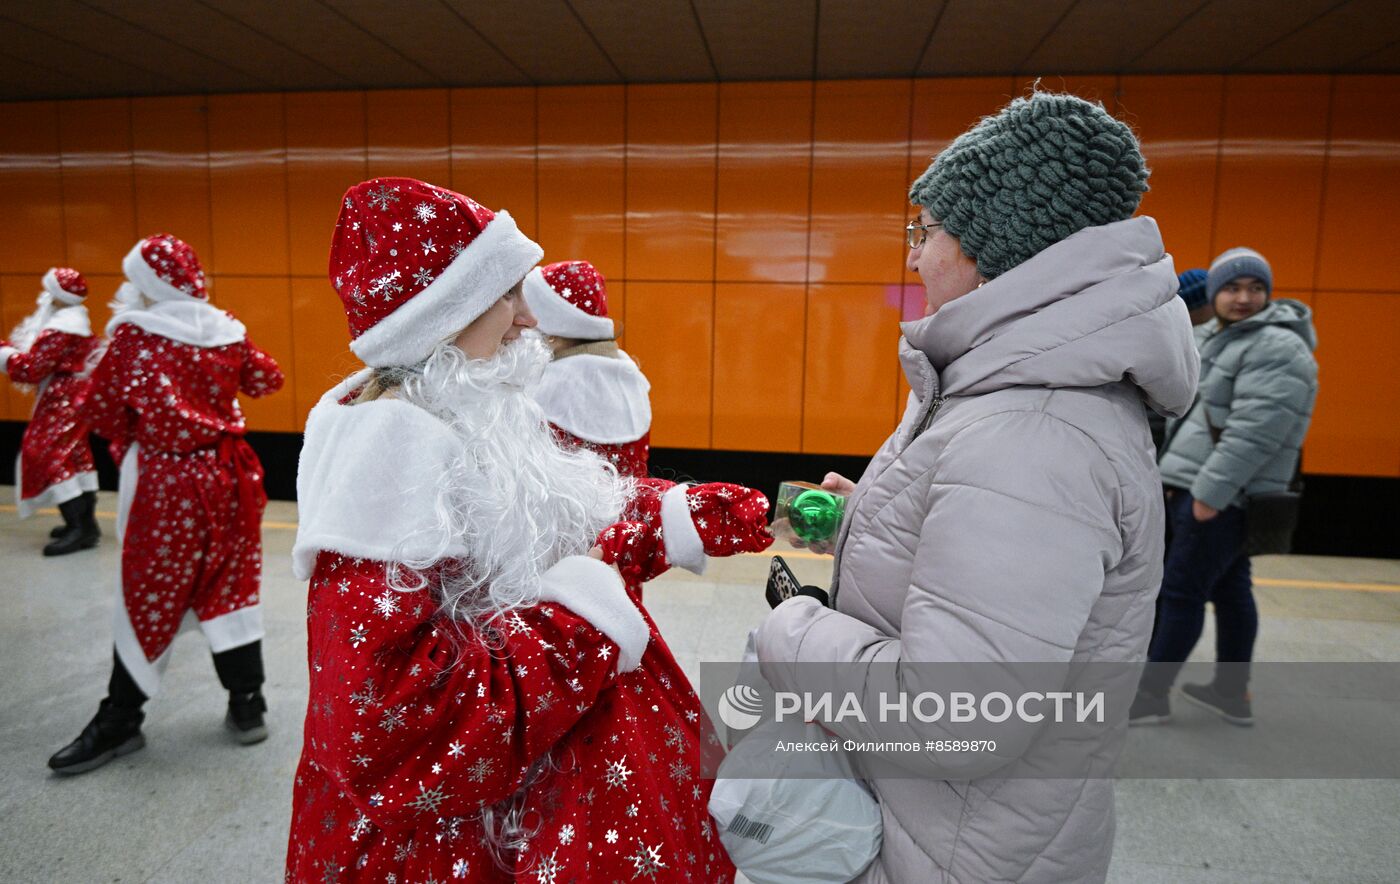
[1348,39,1400,72]
[201,0,440,88]
[0,14,174,97]
[322,0,529,86]
[1023,0,1201,73]
[2,1,254,93]
[85,0,350,91]
[918,0,1078,75]
[0,50,96,99]
[0,0,1395,102]
[1241,0,1400,72]
[452,0,620,83]
[693,0,816,80]
[570,0,715,82]
[1129,0,1343,72]
[818,0,945,79]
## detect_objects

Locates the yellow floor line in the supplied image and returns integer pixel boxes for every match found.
[7,503,1397,593]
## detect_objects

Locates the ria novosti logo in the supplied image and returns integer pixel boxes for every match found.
[717,684,765,731]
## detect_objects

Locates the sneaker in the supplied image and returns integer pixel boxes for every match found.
[1128,689,1171,726]
[1181,682,1254,727]
[48,700,146,775]
[226,691,269,745]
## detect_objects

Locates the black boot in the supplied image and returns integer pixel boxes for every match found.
[226,691,268,744]
[214,641,268,744]
[43,492,100,556]
[48,699,145,775]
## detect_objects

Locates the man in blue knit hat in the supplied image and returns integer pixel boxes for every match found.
[1134,246,1319,726]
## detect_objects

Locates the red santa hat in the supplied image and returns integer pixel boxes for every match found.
[329,177,543,368]
[523,260,615,341]
[122,233,208,302]
[42,267,88,306]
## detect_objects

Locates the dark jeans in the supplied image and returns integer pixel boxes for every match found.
[1144,492,1257,697]
[106,640,265,710]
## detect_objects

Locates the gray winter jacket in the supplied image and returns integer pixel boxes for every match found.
[756,217,1199,883]
[1158,300,1318,510]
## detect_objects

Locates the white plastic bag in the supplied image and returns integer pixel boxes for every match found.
[708,634,882,883]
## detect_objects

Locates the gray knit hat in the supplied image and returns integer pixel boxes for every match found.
[909,92,1149,280]
[1207,247,1272,301]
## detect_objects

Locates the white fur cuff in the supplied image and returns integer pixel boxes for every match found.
[660,483,707,575]
[538,555,649,672]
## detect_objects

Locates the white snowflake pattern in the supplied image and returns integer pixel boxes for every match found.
[413,267,435,287]
[447,741,465,757]
[372,590,401,619]
[534,849,561,883]
[366,184,400,211]
[558,824,575,845]
[421,237,437,255]
[604,829,618,844]
[626,840,668,880]
[407,782,451,815]
[379,705,407,733]
[668,759,692,784]
[604,756,632,790]
[349,678,380,713]
[452,858,469,878]
[467,757,496,783]
[414,201,437,222]
[349,623,368,647]
[349,811,373,842]
[370,269,403,300]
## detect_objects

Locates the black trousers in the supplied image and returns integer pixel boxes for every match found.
[106,640,265,709]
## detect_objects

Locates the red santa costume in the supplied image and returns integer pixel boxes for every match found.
[287,177,771,883]
[66,234,281,717]
[523,261,652,478]
[0,267,102,553]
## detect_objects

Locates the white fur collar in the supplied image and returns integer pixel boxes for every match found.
[532,352,651,444]
[108,299,246,348]
[40,304,92,339]
[292,369,469,580]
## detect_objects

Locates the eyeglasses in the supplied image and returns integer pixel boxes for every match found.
[906,219,943,249]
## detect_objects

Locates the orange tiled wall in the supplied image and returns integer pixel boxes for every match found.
[2,75,1398,476]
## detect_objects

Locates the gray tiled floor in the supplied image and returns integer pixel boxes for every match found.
[1,490,1397,882]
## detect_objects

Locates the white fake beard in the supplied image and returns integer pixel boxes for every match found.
[388,331,631,626]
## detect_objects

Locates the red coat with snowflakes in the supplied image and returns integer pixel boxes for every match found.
[1,326,100,516]
[552,427,651,482]
[288,373,774,883]
[80,309,283,697]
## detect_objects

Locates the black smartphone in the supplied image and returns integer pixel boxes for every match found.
[765,555,804,608]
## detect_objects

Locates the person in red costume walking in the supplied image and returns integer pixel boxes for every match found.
[286,177,769,883]
[523,260,652,478]
[47,233,284,775]
[0,267,102,556]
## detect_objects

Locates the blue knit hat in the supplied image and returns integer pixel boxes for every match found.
[1207,247,1272,302]
[1176,268,1209,310]
[909,91,1149,280]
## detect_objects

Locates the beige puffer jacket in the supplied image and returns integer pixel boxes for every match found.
[757,217,1199,883]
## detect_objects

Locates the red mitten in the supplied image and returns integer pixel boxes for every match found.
[595,519,668,585]
[679,482,775,559]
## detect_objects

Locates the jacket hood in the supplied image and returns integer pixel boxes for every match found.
[901,216,1199,418]
[1207,298,1317,352]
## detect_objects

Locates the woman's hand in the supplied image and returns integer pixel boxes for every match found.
[1192,500,1220,522]
[821,472,856,495]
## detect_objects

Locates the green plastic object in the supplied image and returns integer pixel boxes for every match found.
[789,489,843,544]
